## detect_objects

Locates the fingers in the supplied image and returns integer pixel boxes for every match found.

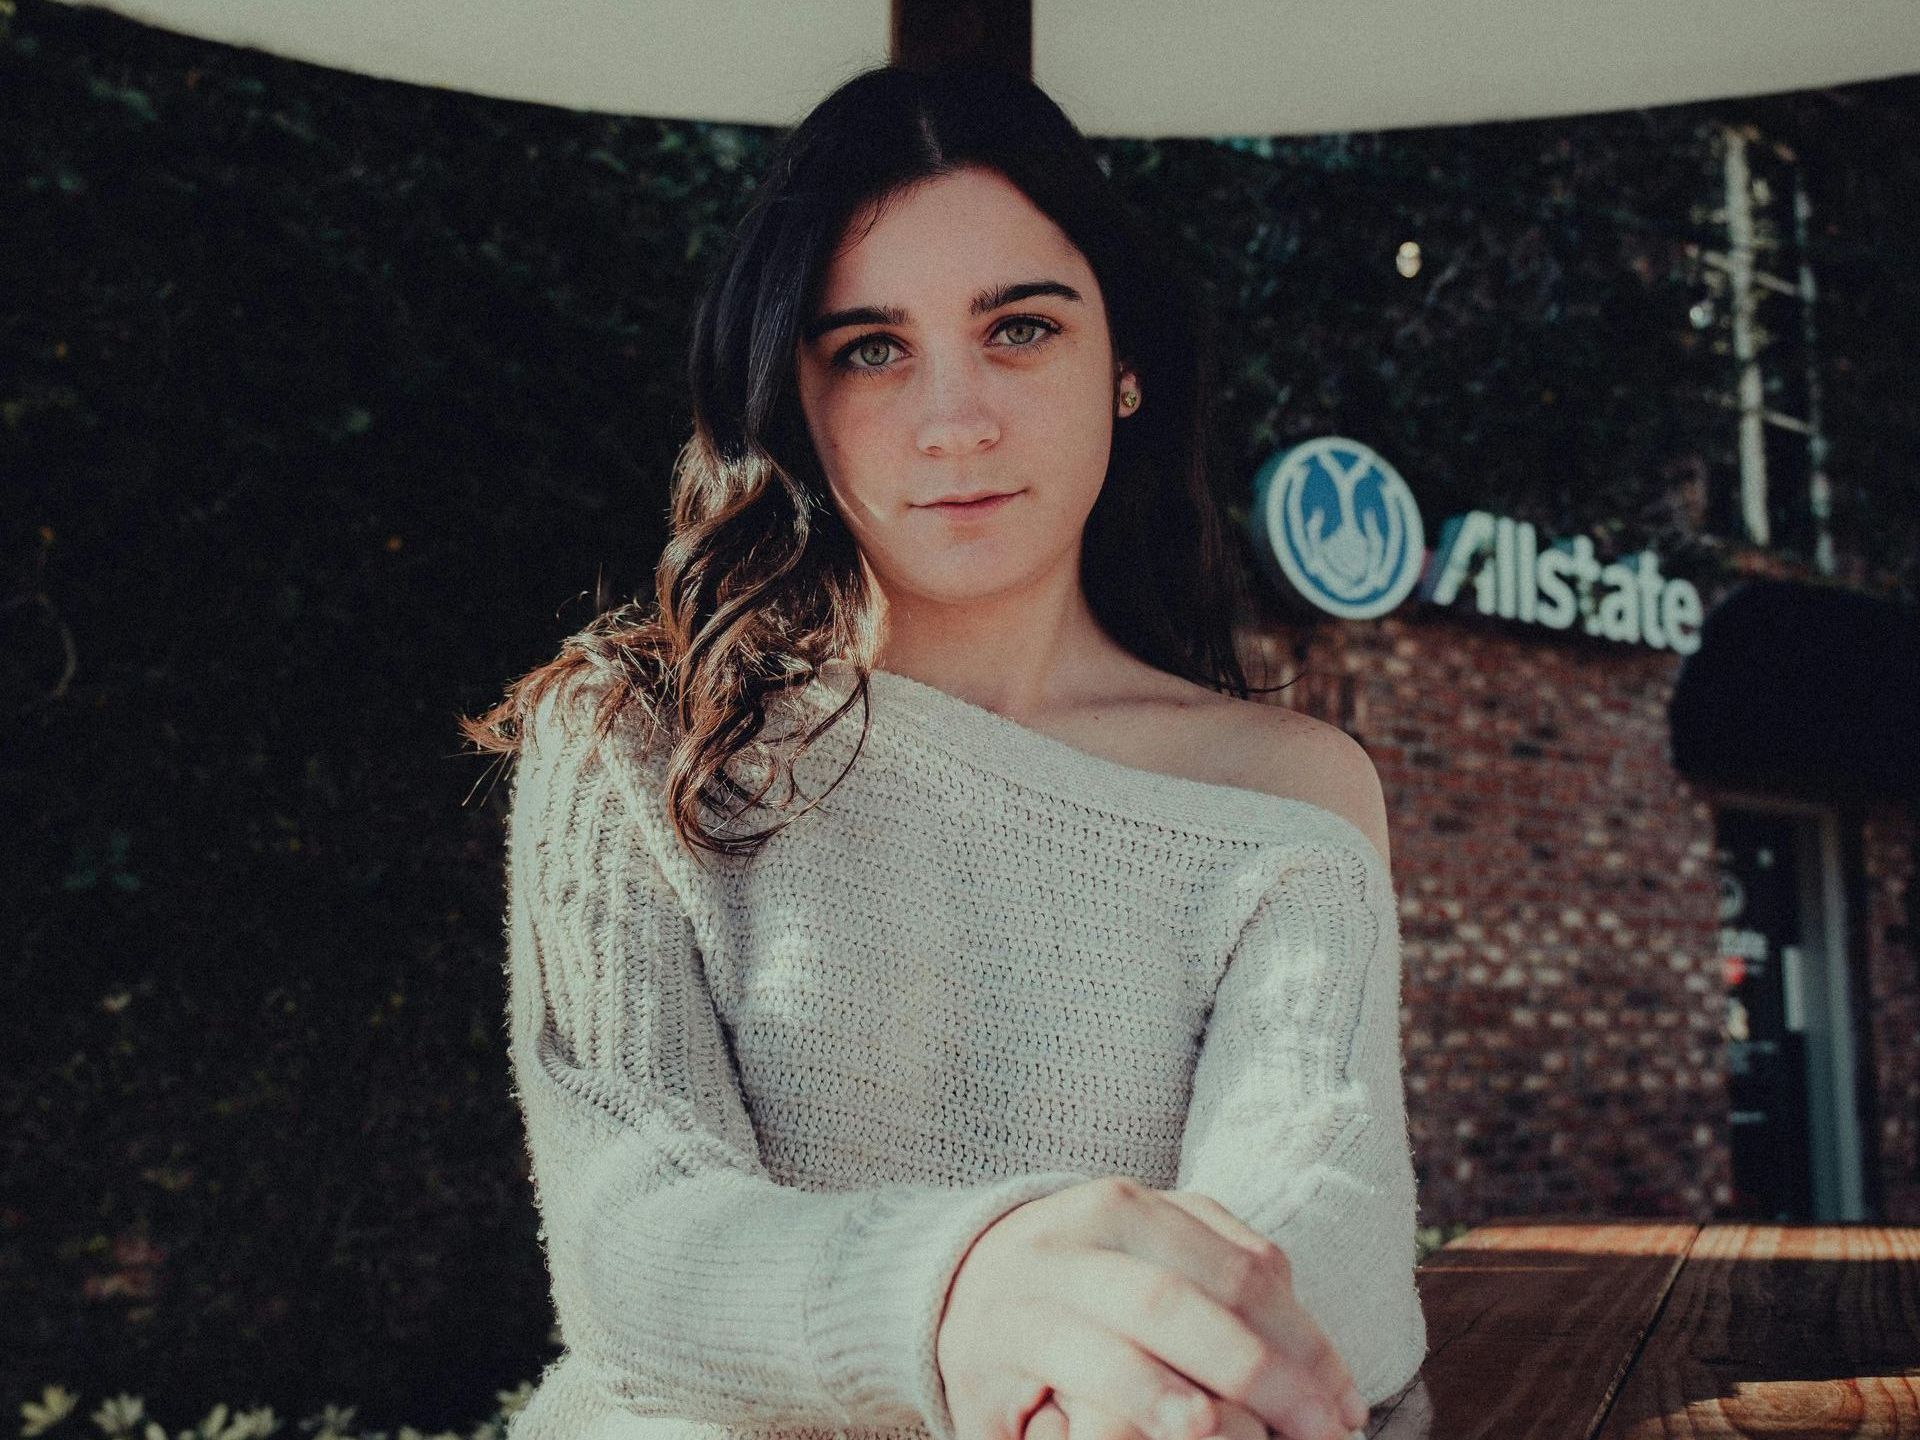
[1050,1393,1151,1440]
[1052,1184,1361,1440]
[940,1176,1365,1440]
[1034,1246,1352,1440]
[1025,1399,1070,1440]
[1045,1386,1272,1440]
[1026,1284,1232,1440]
[1154,1190,1358,1400]
[1202,1396,1275,1440]
[1158,1190,1361,1405]
[1159,1190,1284,1259]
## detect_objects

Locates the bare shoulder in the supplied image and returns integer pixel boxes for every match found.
[1220,696,1392,874]
[1113,663,1392,872]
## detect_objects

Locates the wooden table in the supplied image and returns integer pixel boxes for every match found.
[1365,1219,1920,1438]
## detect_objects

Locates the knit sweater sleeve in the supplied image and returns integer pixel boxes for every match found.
[1173,840,1428,1403]
[502,684,1095,1439]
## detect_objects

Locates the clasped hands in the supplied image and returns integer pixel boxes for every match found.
[935,1179,1370,1440]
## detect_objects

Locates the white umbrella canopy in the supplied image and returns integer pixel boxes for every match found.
[43,0,1920,134]
[1040,0,1920,135]
[45,0,894,129]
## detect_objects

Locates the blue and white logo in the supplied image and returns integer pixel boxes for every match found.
[1249,437,1426,620]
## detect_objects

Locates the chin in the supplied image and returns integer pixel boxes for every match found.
[898,556,1036,603]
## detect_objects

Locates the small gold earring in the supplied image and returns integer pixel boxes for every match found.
[1120,390,1139,410]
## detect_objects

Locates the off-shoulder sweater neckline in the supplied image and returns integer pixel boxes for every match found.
[798,663,1387,877]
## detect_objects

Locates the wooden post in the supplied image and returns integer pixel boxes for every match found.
[891,0,1031,77]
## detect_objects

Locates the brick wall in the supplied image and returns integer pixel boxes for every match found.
[1244,604,1916,1225]
[1861,802,1918,1220]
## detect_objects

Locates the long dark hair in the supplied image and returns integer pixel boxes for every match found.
[459,61,1282,862]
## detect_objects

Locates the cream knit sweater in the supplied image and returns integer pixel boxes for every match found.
[501,663,1427,1440]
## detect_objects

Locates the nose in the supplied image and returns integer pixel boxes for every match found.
[914,356,999,457]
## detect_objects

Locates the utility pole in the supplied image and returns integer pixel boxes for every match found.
[1721,126,1771,549]
[1690,124,1833,572]
[1792,162,1835,576]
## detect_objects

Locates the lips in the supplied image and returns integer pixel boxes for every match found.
[922,490,1023,513]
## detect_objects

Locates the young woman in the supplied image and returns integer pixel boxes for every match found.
[463,61,1425,1440]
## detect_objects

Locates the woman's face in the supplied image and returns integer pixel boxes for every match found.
[793,165,1137,610]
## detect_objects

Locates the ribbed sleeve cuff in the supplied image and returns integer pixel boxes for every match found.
[804,1170,1098,1440]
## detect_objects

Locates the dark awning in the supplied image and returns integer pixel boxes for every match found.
[1669,578,1920,800]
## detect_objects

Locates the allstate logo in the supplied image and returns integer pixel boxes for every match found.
[1249,437,1426,620]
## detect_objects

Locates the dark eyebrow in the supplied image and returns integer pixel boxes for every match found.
[802,279,1083,344]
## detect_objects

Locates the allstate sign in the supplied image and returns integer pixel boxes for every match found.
[1248,437,1426,621]
[1247,436,1704,653]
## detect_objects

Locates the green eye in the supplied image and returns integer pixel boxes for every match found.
[830,315,1062,374]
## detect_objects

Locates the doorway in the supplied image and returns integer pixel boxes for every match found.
[1714,798,1866,1222]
